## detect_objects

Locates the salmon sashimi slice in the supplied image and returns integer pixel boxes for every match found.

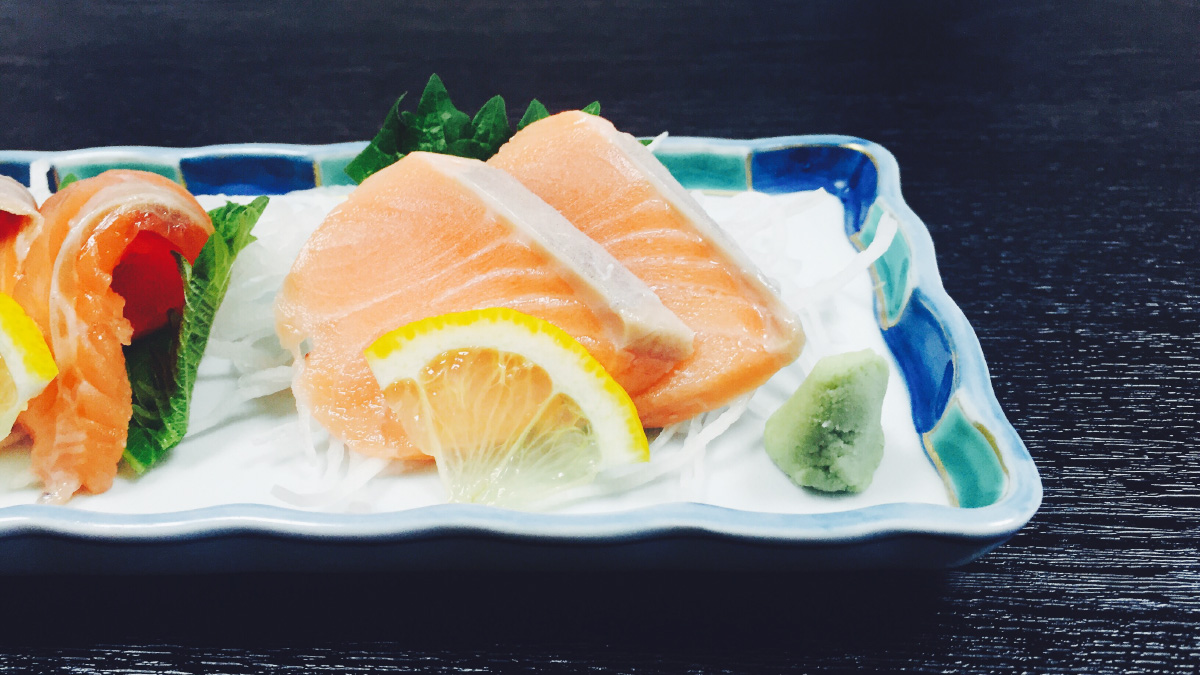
[275,151,693,460]
[14,170,213,500]
[0,175,42,297]
[490,111,804,427]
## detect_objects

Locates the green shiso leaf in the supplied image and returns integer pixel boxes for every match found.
[122,197,268,474]
[345,75,606,183]
[517,99,550,130]
[415,74,465,133]
[581,101,601,115]
[445,138,488,160]
[472,95,512,156]
[58,173,80,189]
[345,94,407,184]
[344,144,399,184]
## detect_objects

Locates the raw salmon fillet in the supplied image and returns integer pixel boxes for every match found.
[276,152,693,460]
[0,175,42,297]
[15,170,213,500]
[490,111,804,427]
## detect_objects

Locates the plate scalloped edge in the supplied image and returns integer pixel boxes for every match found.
[0,136,1041,570]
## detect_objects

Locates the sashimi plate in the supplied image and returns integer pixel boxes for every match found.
[0,136,1040,572]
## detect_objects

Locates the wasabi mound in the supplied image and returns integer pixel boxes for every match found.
[763,349,889,493]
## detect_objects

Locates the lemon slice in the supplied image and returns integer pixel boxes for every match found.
[0,292,57,438]
[364,307,648,507]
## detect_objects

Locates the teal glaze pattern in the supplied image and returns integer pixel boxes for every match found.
[0,143,371,194]
[0,137,1037,543]
[854,202,913,327]
[52,160,182,190]
[925,399,1007,508]
[653,149,749,192]
[313,154,358,186]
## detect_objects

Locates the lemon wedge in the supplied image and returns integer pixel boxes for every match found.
[0,292,57,438]
[364,307,648,507]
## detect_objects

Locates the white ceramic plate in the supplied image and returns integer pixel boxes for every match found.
[0,137,1041,571]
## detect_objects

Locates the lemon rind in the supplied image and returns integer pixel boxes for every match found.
[364,307,648,467]
[0,292,57,387]
[0,292,57,437]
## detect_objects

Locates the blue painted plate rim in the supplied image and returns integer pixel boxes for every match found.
[0,136,1041,546]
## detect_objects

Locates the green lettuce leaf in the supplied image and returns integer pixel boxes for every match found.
[123,197,268,474]
[345,75,604,183]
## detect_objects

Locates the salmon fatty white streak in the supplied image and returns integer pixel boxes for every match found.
[490,112,804,427]
[275,152,693,460]
[14,171,213,501]
[0,176,42,297]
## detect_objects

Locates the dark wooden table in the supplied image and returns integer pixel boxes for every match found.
[2,1,1197,672]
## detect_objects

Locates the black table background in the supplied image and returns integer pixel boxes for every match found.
[1,0,1197,672]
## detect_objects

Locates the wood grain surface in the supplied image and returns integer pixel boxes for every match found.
[1,0,1198,672]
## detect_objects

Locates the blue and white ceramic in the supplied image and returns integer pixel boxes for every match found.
[0,138,1041,572]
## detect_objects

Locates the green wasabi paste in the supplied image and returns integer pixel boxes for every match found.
[763,349,890,493]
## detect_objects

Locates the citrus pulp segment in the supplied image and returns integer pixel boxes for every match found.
[365,307,648,507]
[0,291,57,439]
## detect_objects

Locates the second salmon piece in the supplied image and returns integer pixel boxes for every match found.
[275,152,693,460]
[490,112,805,427]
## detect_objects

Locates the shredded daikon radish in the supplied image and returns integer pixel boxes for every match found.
[648,424,681,455]
[682,395,751,494]
[270,451,391,510]
[321,438,347,484]
[644,131,670,153]
[189,366,295,435]
[793,211,897,308]
[180,189,352,434]
[269,421,401,512]
[294,399,320,465]
[26,159,52,204]
[249,421,296,449]
[536,395,752,510]
[678,414,706,490]
[197,188,352,414]
[268,390,401,511]
[746,397,775,420]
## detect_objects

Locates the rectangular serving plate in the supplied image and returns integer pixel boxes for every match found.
[0,137,1041,572]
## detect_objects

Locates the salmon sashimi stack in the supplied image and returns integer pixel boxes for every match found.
[490,111,804,427]
[276,152,693,459]
[0,175,42,297]
[15,170,213,500]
